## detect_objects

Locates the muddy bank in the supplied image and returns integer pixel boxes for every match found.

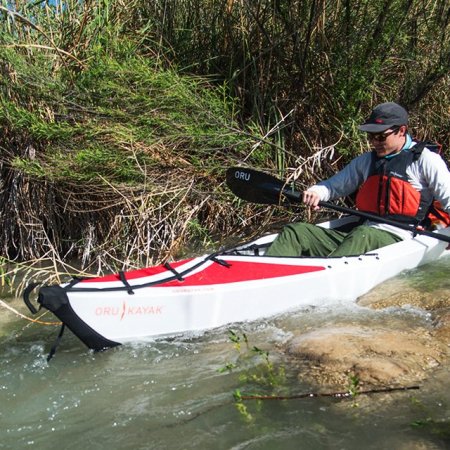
[285,279,450,390]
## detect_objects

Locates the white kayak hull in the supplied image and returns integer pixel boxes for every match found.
[28,216,450,350]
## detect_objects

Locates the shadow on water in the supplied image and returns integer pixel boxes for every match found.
[1,258,450,449]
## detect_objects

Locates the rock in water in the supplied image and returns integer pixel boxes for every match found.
[286,324,445,388]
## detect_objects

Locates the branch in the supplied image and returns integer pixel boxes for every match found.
[239,385,420,401]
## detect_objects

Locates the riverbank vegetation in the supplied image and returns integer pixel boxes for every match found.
[1,0,449,276]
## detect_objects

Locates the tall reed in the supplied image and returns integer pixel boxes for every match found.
[1,0,449,277]
[134,0,450,160]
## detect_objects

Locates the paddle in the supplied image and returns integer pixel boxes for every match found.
[226,167,450,245]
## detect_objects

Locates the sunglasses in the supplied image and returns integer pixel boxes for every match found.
[367,127,400,142]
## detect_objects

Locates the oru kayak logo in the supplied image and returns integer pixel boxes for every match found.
[95,301,163,320]
[233,170,251,181]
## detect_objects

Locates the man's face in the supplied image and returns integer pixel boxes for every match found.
[367,125,407,157]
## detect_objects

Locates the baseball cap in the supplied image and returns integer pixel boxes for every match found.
[358,102,408,133]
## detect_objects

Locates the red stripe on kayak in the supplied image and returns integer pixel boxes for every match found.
[81,259,194,283]
[159,260,325,286]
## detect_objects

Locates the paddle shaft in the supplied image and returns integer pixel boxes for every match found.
[319,201,450,243]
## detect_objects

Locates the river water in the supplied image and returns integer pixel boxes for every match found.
[1,259,450,449]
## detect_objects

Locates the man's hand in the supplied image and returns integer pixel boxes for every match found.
[303,190,321,210]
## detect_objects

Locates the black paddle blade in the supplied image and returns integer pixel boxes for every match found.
[226,167,301,205]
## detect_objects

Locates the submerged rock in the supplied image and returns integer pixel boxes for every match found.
[286,324,446,388]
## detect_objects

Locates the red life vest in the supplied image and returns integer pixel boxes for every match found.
[427,200,450,228]
[355,142,449,226]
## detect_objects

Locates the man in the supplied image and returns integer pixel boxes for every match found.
[266,102,450,257]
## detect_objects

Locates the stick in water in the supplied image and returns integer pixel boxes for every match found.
[239,385,420,401]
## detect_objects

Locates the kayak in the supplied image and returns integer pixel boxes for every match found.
[24,214,450,351]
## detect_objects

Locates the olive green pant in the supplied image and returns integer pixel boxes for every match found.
[265,223,403,257]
